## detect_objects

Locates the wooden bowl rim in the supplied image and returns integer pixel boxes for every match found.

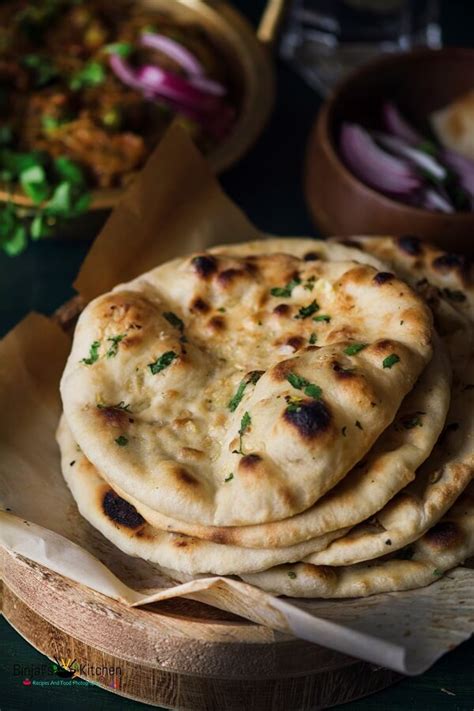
[316,46,474,224]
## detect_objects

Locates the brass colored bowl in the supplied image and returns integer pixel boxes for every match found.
[2,0,284,211]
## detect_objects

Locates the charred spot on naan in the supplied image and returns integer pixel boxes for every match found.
[282,399,332,440]
[95,405,129,428]
[238,453,263,471]
[373,271,395,285]
[397,235,423,256]
[189,296,210,314]
[283,336,305,352]
[303,251,321,261]
[191,254,217,279]
[102,489,145,529]
[423,521,464,550]
[273,304,291,317]
[325,326,356,344]
[207,315,226,332]
[270,358,299,382]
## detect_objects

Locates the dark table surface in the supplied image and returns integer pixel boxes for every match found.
[1,1,473,709]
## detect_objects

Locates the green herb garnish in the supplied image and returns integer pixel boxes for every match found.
[22,53,59,87]
[402,414,424,429]
[313,314,331,323]
[270,277,301,298]
[344,343,367,356]
[304,276,316,291]
[69,61,105,91]
[295,300,319,319]
[106,334,126,358]
[115,435,128,447]
[81,340,101,365]
[287,571,297,579]
[148,350,178,375]
[104,42,134,57]
[163,311,184,332]
[225,473,234,483]
[309,332,317,345]
[285,396,303,413]
[0,149,90,255]
[287,372,322,400]
[228,371,263,412]
[443,287,466,303]
[383,354,400,369]
[433,568,443,576]
[237,411,251,454]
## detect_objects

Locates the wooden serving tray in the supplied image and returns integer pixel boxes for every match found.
[0,297,402,709]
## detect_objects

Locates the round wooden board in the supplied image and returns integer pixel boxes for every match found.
[0,550,402,710]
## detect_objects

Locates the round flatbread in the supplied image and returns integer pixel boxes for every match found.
[57,416,350,575]
[241,482,474,598]
[61,249,433,526]
[69,334,451,549]
[305,351,474,565]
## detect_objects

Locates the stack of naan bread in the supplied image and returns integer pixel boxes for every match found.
[58,236,474,598]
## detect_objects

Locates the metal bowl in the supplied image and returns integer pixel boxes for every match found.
[2,0,283,210]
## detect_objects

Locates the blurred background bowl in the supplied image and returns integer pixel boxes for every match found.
[305,47,474,256]
[1,0,283,211]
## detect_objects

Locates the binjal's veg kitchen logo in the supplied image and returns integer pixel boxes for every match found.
[14,657,122,688]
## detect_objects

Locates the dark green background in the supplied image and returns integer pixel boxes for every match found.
[1,1,473,709]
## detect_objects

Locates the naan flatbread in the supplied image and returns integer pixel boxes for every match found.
[61,251,433,526]
[57,417,350,575]
[242,483,474,598]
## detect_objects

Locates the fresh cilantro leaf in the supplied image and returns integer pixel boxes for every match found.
[115,435,128,447]
[383,353,400,369]
[20,164,49,204]
[148,350,177,375]
[285,396,303,413]
[443,287,466,303]
[163,311,184,333]
[313,314,331,323]
[225,473,234,483]
[270,277,301,298]
[106,334,126,358]
[344,343,367,356]
[295,300,319,319]
[69,61,105,91]
[402,415,423,429]
[287,571,297,579]
[303,276,316,291]
[287,372,309,390]
[228,371,263,412]
[104,42,133,57]
[2,223,27,256]
[30,214,51,240]
[46,181,72,215]
[304,383,322,399]
[287,372,322,400]
[433,568,443,576]
[54,156,85,185]
[236,411,251,454]
[81,340,101,365]
[309,332,317,344]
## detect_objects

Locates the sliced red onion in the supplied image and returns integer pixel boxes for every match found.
[188,74,226,97]
[373,131,446,181]
[420,187,454,213]
[340,123,421,195]
[141,32,204,77]
[137,65,220,112]
[442,149,474,197]
[383,102,423,146]
[108,53,144,92]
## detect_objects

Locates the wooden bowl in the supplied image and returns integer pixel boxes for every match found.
[305,48,474,256]
[1,0,280,211]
